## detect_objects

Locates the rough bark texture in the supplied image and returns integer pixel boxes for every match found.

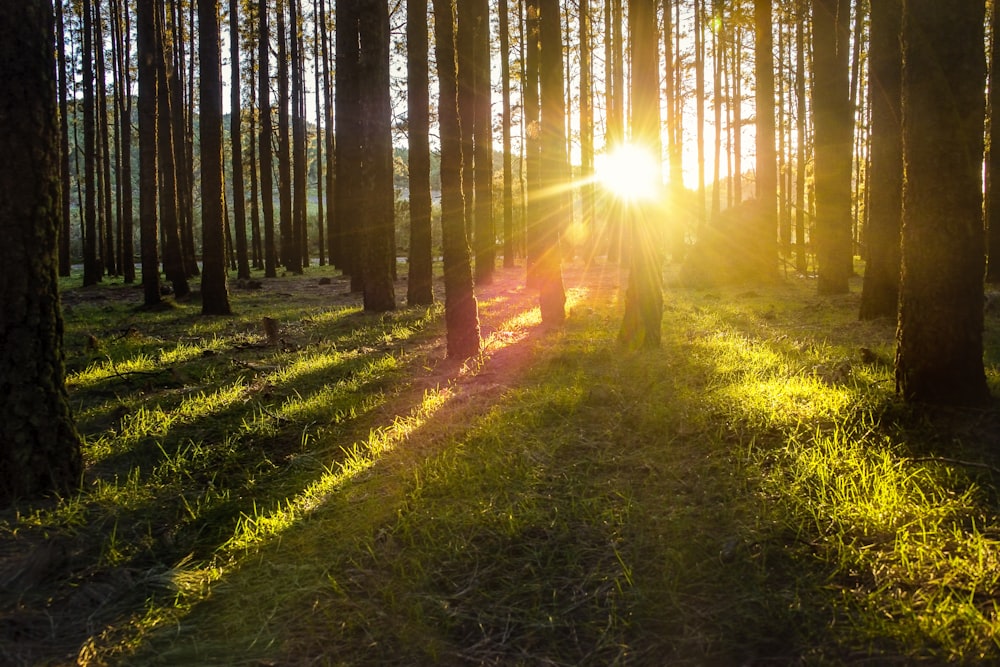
[407,0,435,306]
[895,0,990,406]
[811,0,853,294]
[259,0,278,277]
[859,0,902,320]
[433,0,482,359]
[753,0,778,281]
[536,0,566,326]
[137,0,162,306]
[230,0,251,280]
[335,0,362,286]
[359,0,396,312]
[0,1,83,505]
[472,0,495,284]
[199,0,232,315]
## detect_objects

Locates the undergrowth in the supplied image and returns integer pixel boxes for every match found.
[2,263,999,665]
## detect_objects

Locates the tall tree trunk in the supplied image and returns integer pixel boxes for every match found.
[259,0,277,277]
[473,0,495,284]
[95,1,117,277]
[320,0,336,267]
[500,0,515,268]
[432,0,481,357]
[137,0,162,305]
[795,0,808,274]
[694,0,706,231]
[524,0,542,285]
[0,0,83,505]
[313,0,325,266]
[987,0,1000,283]
[111,0,135,283]
[82,0,101,285]
[811,0,853,294]
[276,0,296,272]
[199,0,231,314]
[578,0,594,261]
[895,0,989,406]
[156,0,190,297]
[170,0,198,277]
[754,0,778,281]
[407,0,434,305]
[457,0,476,243]
[619,0,662,348]
[290,0,307,271]
[859,0,901,319]
[664,0,685,261]
[358,0,396,312]
[537,0,566,325]
[230,0,250,280]
[248,10,264,271]
[57,0,73,277]
[335,0,362,286]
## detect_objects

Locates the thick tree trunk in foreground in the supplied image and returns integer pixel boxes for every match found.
[895,0,990,406]
[432,0,481,358]
[0,1,83,505]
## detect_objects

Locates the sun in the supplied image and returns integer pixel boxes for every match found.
[594,143,661,201]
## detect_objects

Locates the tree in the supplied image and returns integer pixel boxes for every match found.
[259,0,278,277]
[82,0,101,286]
[0,0,83,505]
[137,0,162,306]
[895,0,990,406]
[472,0,495,284]
[536,0,566,325]
[358,0,396,312]
[407,0,435,306]
[500,0,515,268]
[619,0,662,348]
[754,0,778,281]
[56,0,72,278]
[811,0,853,294]
[290,0,307,271]
[230,0,251,280]
[199,0,232,315]
[335,0,362,287]
[987,0,1000,284]
[858,0,902,320]
[276,0,297,272]
[432,0,481,358]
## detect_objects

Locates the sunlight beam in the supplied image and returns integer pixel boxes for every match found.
[595,143,661,201]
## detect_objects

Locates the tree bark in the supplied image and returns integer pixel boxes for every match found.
[259,0,277,277]
[811,0,853,294]
[859,0,902,320]
[231,0,251,280]
[895,0,990,406]
[754,0,778,281]
[432,0,481,358]
[199,0,231,315]
[472,0,495,284]
[137,0,162,305]
[0,0,83,505]
[407,0,435,306]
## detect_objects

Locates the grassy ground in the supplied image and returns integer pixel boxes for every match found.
[2,261,1000,665]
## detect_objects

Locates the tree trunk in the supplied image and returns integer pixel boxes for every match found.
[57,0,73,277]
[579,0,594,261]
[432,0,481,358]
[359,0,396,312]
[290,0,307,272]
[987,0,1000,283]
[82,0,101,285]
[859,0,902,320]
[754,0,778,281]
[137,0,162,305]
[619,0,662,348]
[795,0,807,274]
[0,0,83,505]
[156,0,190,296]
[407,0,435,306]
[276,0,296,272]
[537,0,566,325]
[230,0,251,280]
[259,0,277,277]
[895,0,990,406]
[111,0,136,283]
[198,0,231,314]
[473,0,495,284]
[500,0,515,268]
[811,0,853,294]
[320,0,336,267]
[335,0,362,286]
[524,0,542,285]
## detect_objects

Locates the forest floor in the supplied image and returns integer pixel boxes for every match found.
[3,258,1000,665]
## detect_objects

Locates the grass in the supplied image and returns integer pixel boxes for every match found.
[2,262,1000,665]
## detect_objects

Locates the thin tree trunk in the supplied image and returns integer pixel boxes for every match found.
[320,0,336,267]
[473,0,494,283]
[290,0,307,271]
[82,0,101,285]
[407,0,435,305]
[277,0,296,272]
[259,0,277,277]
[754,0,778,280]
[57,0,73,277]
[230,0,250,280]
